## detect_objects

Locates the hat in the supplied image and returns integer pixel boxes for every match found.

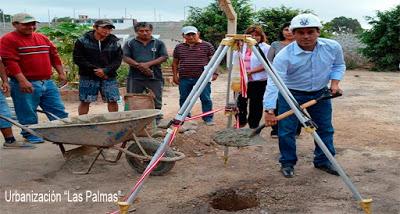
[94,19,115,29]
[289,13,322,31]
[181,26,198,35]
[12,13,39,24]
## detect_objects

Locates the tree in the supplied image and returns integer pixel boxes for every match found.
[255,6,310,42]
[255,6,332,42]
[325,16,363,34]
[38,22,92,82]
[185,0,254,47]
[359,5,400,71]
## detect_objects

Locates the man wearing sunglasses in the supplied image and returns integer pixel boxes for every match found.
[73,19,123,115]
[0,13,68,144]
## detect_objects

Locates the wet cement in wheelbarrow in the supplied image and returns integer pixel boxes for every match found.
[212,128,266,147]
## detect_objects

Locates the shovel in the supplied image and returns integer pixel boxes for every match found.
[213,90,342,147]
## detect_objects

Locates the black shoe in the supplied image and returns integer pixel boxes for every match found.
[270,130,278,139]
[281,166,294,178]
[315,163,340,176]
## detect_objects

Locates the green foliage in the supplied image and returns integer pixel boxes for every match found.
[38,22,91,82]
[325,16,363,34]
[185,0,254,47]
[255,6,333,41]
[255,6,311,42]
[161,57,173,68]
[116,63,129,86]
[359,5,400,71]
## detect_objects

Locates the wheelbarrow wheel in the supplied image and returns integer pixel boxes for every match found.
[126,138,176,176]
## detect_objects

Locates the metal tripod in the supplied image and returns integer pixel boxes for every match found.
[121,34,372,214]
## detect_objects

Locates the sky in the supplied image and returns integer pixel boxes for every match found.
[1,0,399,28]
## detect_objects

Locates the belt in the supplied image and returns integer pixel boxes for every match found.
[289,87,327,95]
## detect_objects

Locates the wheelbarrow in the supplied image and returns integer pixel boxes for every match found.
[0,109,185,175]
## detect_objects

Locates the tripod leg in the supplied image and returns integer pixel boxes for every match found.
[125,45,230,205]
[251,44,371,212]
[178,45,226,116]
[251,46,309,125]
[223,48,235,164]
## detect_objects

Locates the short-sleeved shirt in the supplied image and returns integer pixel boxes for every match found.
[123,37,168,81]
[173,41,215,78]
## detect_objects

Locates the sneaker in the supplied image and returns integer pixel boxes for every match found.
[24,135,45,144]
[3,141,36,149]
[204,121,215,126]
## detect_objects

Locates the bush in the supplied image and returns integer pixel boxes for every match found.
[359,5,400,71]
[116,63,129,86]
[38,22,91,82]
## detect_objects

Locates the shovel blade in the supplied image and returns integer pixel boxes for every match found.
[212,128,266,147]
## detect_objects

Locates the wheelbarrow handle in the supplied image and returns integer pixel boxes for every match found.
[0,114,43,138]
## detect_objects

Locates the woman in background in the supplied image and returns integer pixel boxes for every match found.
[267,22,301,138]
[236,25,270,129]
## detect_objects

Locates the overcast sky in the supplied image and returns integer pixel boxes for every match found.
[1,0,399,28]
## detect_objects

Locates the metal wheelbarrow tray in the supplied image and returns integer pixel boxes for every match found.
[0,109,184,175]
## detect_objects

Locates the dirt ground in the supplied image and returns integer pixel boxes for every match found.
[0,70,399,214]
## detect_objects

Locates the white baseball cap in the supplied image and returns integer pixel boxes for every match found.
[181,26,198,35]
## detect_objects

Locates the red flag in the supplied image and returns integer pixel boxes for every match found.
[238,54,248,98]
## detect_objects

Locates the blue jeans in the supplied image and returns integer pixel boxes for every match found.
[10,79,68,138]
[0,91,12,129]
[179,78,213,122]
[277,88,335,167]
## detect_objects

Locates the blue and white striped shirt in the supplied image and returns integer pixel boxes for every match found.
[263,38,346,109]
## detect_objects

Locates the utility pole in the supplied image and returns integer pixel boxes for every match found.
[125,8,127,18]
[73,8,76,23]
[48,9,51,26]
[1,9,6,29]
[218,0,237,164]
[98,8,101,19]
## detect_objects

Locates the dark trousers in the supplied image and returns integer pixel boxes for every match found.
[237,80,267,129]
[271,108,302,135]
[277,89,335,167]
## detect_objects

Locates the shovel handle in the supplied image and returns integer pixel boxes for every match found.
[252,99,317,136]
[276,99,317,121]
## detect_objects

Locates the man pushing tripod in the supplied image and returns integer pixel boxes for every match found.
[263,13,346,178]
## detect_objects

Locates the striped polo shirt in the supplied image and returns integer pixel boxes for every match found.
[173,40,215,78]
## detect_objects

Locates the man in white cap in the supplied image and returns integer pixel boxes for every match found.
[263,14,346,178]
[0,13,68,144]
[172,26,217,125]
